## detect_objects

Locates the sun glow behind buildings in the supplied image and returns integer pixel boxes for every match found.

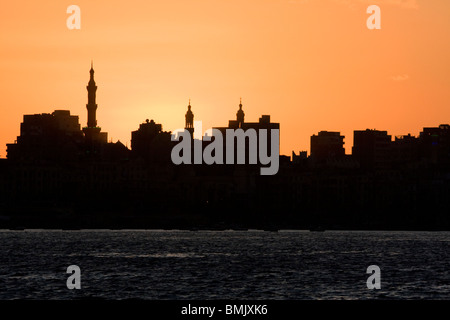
[1,0,450,158]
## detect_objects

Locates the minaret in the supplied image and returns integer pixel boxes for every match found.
[83,61,101,143]
[236,97,245,128]
[185,99,194,137]
[86,61,98,128]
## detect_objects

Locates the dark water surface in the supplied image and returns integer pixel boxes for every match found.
[0,230,449,300]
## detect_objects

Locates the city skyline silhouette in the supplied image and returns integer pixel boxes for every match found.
[3,63,449,164]
[2,1,450,309]
[2,1,450,159]
[1,64,450,231]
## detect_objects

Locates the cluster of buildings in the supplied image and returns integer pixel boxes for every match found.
[4,64,450,171]
[302,125,450,169]
[0,64,450,230]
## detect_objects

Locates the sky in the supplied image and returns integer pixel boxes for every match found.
[1,0,450,157]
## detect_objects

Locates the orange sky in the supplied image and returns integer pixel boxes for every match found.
[1,0,450,157]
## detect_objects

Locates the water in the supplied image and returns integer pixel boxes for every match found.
[0,230,449,300]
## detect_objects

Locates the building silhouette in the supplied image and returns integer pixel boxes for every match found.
[1,63,450,230]
[83,62,108,147]
[212,99,280,165]
[6,110,83,162]
[352,129,392,170]
[310,131,345,163]
[292,151,308,164]
[185,99,194,137]
[419,124,450,166]
[131,119,172,163]
[6,63,125,163]
[236,98,244,128]
[391,134,420,168]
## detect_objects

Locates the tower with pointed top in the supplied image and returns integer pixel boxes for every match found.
[236,97,245,128]
[83,62,107,146]
[185,99,194,137]
[86,61,98,128]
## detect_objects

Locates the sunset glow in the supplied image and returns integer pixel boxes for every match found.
[1,0,450,157]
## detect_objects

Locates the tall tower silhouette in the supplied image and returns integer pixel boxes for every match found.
[83,61,103,145]
[86,61,98,128]
[185,99,194,137]
[236,97,245,128]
